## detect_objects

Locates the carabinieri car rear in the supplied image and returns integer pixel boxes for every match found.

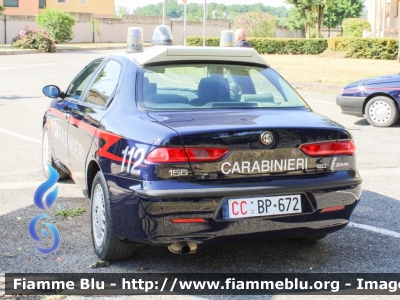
[42,46,362,260]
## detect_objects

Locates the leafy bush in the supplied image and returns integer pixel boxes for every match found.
[186,37,221,47]
[0,4,6,16]
[328,37,398,59]
[186,37,328,55]
[12,27,56,53]
[36,9,76,43]
[233,12,276,38]
[342,18,371,37]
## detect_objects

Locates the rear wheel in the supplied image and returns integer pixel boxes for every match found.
[91,171,135,261]
[365,96,399,127]
[42,125,69,180]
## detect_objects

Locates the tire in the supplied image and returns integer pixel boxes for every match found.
[42,125,69,180]
[91,171,135,261]
[292,234,327,244]
[365,96,399,127]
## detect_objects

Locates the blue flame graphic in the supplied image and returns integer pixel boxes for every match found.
[29,164,60,254]
[34,164,59,210]
[28,214,60,254]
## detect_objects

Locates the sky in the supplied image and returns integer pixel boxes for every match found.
[115,0,287,12]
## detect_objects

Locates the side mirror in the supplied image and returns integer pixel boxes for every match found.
[43,85,61,98]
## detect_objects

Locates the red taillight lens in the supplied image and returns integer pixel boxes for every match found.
[321,205,346,213]
[145,148,188,163]
[333,141,356,155]
[145,147,229,163]
[171,218,207,223]
[300,141,355,157]
[185,148,229,162]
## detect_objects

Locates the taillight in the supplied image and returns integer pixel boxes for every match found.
[300,141,355,157]
[145,147,229,163]
[145,148,188,163]
[171,218,207,223]
[321,205,346,213]
[186,148,230,162]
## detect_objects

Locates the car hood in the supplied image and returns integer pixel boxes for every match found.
[345,74,400,89]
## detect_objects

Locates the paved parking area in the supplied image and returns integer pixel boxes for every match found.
[0,50,400,298]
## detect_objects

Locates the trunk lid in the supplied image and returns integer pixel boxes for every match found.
[148,109,345,180]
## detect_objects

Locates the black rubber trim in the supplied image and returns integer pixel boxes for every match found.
[141,60,269,69]
[131,174,362,198]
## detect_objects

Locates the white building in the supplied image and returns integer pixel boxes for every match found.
[367,0,398,37]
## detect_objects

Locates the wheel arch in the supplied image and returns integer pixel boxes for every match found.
[86,160,101,199]
[362,92,399,115]
[42,112,48,128]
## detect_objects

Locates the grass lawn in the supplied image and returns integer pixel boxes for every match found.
[263,53,400,86]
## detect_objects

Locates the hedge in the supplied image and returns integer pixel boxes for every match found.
[186,37,221,47]
[248,38,327,55]
[328,37,398,60]
[186,37,399,59]
[186,37,328,55]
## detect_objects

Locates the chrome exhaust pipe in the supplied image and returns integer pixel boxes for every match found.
[168,241,197,254]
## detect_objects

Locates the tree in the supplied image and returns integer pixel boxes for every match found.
[134,4,162,17]
[287,7,305,38]
[133,2,290,22]
[90,17,102,43]
[233,12,276,38]
[334,0,364,20]
[315,0,332,38]
[115,6,130,18]
[133,0,182,19]
[323,4,340,37]
[324,0,363,35]
[186,3,204,21]
[36,9,76,43]
[285,0,315,38]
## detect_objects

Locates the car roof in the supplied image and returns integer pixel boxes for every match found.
[127,46,269,68]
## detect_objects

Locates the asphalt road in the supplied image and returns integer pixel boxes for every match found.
[1,50,400,299]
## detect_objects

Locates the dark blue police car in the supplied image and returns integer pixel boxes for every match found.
[337,74,400,127]
[42,46,362,260]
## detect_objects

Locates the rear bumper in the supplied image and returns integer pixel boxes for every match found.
[105,171,362,250]
[336,95,365,117]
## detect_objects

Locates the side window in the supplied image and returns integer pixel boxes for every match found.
[83,60,121,106]
[66,59,104,100]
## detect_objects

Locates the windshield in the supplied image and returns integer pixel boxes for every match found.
[137,64,307,111]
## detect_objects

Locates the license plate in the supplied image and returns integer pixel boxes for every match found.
[228,195,302,219]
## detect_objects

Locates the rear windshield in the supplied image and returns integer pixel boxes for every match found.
[137,63,306,111]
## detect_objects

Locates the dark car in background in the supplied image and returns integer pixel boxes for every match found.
[42,46,362,261]
[337,74,400,127]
